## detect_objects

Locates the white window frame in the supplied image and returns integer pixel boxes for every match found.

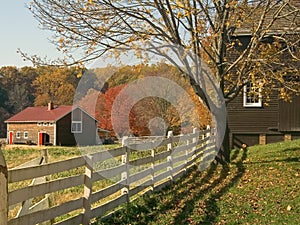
[72,109,83,133]
[16,131,21,139]
[243,82,262,107]
[37,122,42,126]
[49,122,54,126]
[43,122,48,126]
[71,121,82,133]
[24,131,28,139]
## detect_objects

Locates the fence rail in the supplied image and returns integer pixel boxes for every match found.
[0,128,216,225]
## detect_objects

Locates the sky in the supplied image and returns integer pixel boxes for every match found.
[0,1,167,69]
[0,1,64,68]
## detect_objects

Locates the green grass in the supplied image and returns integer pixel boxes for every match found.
[94,139,300,225]
[2,144,121,221]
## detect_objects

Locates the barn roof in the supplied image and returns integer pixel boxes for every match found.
[5,105,73,123]
[233,3,300,36]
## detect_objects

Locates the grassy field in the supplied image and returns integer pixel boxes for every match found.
[94,139,300,225]
[1,144,121,222]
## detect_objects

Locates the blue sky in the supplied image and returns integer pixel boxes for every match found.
[0,1,63,68]
[0,2,160,69]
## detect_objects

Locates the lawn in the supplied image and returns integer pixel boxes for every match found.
[94,139,300,225]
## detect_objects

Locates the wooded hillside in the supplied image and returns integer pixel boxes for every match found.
[0,63,211,138]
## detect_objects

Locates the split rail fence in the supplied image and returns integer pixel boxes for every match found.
[0,128,216,225]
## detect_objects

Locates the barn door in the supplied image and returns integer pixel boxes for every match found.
[8,131,13,145]
[38,132,44,145]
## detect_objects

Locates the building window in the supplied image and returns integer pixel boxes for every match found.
[37,122,42,126]
[16,131,21,139]
[43,122,48,126]
[243,82,262,107]
[49,122,54,126]
[24,131,28,139]
[72,109,83,133]
[71,121,82,133]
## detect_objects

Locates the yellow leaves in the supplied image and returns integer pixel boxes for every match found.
[58,37,64,44]
[127,36,136,43]
[177,11,184,18]
[176,0,184,8]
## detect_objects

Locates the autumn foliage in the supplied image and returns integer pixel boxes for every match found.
[78,64,212,137]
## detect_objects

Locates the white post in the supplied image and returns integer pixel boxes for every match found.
[121,136,130,202]
[82,155,93,225]
[185,138,189,170]
[167,131,173,182]
[192,128,198,163]
[151,148,155,191]
[206,125,211,146]
[0,146,8,225]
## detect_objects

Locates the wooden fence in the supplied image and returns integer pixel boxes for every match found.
[0,128,216,225]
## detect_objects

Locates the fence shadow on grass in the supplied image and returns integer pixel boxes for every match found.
[95,147,248,225]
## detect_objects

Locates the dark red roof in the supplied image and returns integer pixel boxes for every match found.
[5,106,73,123]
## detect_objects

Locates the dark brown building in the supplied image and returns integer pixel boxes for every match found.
[227,2,300,148]
[5,103,98,146]
[228,92,300,148]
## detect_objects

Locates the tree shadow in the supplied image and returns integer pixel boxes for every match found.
[247,156,299,165]
[282,147,300,152]
[96,147,248,225]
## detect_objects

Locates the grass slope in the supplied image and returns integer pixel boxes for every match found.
[95,140,300,225]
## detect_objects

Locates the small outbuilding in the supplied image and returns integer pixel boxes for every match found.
[5,103,98,146]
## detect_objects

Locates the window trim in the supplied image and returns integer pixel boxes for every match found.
[24,131,28,139]
[71,121,82,133]
[16,131,21,139]
[43,122,48,126]
[71,109,83,133]
[243,83,262,107]
[37,122,42,126]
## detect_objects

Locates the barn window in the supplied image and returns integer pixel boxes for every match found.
[49,122,54,126]
[24,131,28,139]
[37,122,42,126]
[72,108,83,133]
[16,131,21,139]
[43,122,48,126]
[243,82,262,107]
[71,122,82,133]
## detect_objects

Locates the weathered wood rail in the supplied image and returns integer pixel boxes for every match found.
[0,128,216,225]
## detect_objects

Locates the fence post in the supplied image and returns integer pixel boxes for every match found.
[192,128,198,164]
[150,147,155,191]
[41,148,49,164]
[206,125,211,146]
[82,155,93,225]
[0,145,8,225]
[167,131,173,182]
[121,136,130,203]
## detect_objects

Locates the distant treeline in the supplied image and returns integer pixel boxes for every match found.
[0,63,211,138]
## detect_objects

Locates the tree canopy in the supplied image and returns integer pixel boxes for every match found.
[23,0,300,162]
[26,0,300,101]
[77,63,212,137]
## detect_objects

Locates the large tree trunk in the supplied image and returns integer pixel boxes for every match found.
[216,121,230,164]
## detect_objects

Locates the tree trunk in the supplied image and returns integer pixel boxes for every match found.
[216,121,230,164]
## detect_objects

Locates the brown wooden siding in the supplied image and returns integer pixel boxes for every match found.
[279,96,300,131]
[74,109,97,146]
[227,92,279,134]
[56,114,76,146]
[56,110,97,146]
